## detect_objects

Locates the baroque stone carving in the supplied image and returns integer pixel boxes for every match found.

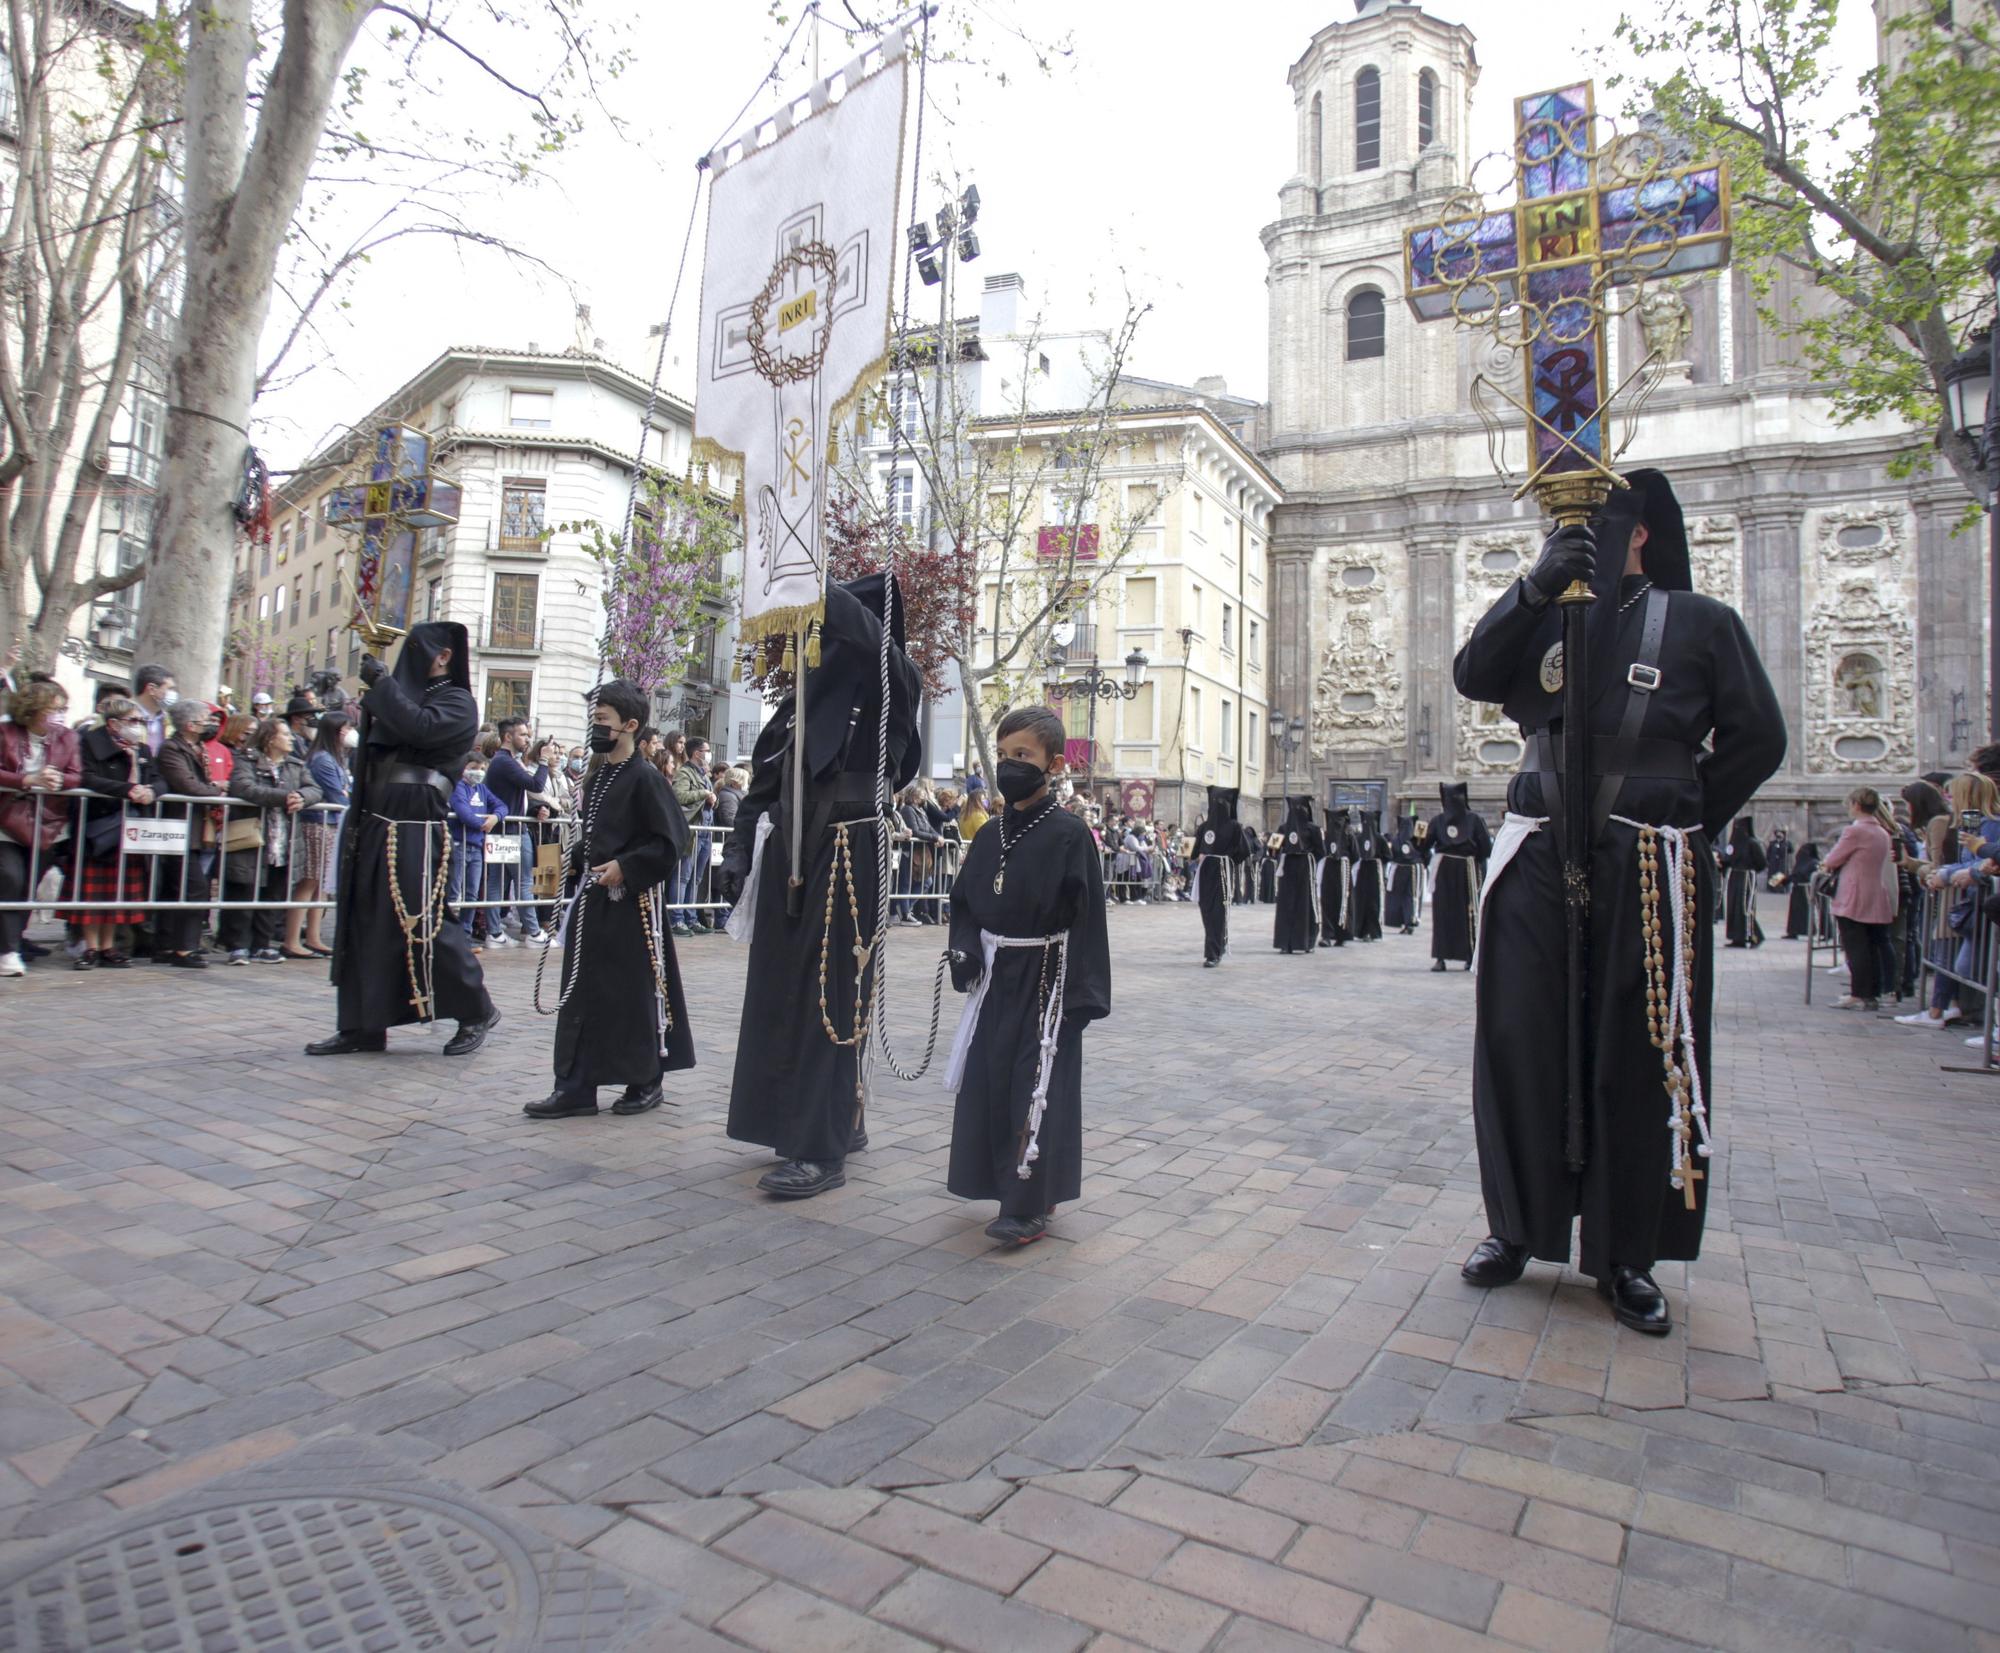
[1454,530,1537,774]
[1801,506,1914,774]
[1311,545,1403,751]
[1637,279,1693,365]
[1686,515,1739,608]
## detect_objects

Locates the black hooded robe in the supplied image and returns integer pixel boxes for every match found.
[946,807,1111,1216]
[331,622,495,1034]
[1385,820,1428,931]
[1784,842,1822,939]
[1720,819,1767,948]
[552,759,696,1094]
[1271,799,1324,955]
[1428,784,1490,966]
[1454,469,1785,1277]
[725,576,922,1165]
[1256,842,1277,903]
[1191,787,1250,964]
[1351,823,1386,941]
[1319,811,1355,946]
[1765,831,1791,891]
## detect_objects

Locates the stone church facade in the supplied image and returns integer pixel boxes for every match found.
[1257,0,1988,837]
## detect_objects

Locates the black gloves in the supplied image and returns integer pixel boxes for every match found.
[1525,524,1596,606]
[949,947,982,994]
[358,653,387,687]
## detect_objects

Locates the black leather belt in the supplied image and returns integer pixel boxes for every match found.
[378,762,452,800]
[1522,730,1697,780]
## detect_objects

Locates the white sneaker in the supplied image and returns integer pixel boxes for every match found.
[1833,995,1867,1009]
[1967,1034,1993,1049]
[489,933,515,949]
[0,952,23,977]
[1894,1009,1949,1028]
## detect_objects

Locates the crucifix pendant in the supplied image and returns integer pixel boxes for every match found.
[1678,1160,1703,1210]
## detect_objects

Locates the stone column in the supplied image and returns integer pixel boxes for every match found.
[1913,477,1985,768]
[1739,499,1805,783]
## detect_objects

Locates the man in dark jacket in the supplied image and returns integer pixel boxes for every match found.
[308,623,498,1057]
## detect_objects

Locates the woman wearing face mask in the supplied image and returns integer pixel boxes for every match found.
[223,719,322,964]
[448,751,503,950]
[290,712,354,958]
[61,695,158,968]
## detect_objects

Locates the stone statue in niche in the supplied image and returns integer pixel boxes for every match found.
[1637,279,1693,368]
[1834,653,1885,721]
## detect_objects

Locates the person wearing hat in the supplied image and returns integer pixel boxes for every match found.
[283,692,319,748]
[1450,470,1786,1335]
[250,690,275,721]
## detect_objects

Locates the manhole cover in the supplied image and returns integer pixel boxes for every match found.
[1,1490,541,1652]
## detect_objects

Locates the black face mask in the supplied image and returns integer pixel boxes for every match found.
[995,757,1047,805]
[587,728,621,754]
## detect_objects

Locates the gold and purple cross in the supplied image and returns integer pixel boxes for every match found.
[326,424,464,646]
[1404,81,1730,517]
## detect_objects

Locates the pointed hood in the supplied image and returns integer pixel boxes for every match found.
[1728,817,1757,853]
[1587,467,1691,601]
[1439,780,1470,813]
[1204,785,1240,823]
[392,621,471,695]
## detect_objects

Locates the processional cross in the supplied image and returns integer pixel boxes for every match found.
[326,424,464,648]
[1402,80,1731,1190]
[1404,81,1730,523]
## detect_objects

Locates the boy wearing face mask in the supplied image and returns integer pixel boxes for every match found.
[944,705,1112,1246]
[525,679,695,1119]
[449,753,504,948]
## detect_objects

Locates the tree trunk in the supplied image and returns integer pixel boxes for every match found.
[138,0,372,697]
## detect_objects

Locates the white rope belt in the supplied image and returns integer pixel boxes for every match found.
[1610,815,1716,1197]
[944,929,1069,1179]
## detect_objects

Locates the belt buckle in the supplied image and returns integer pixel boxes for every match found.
[1627,663,1662,692]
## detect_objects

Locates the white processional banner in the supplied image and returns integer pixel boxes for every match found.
[693,33,908,650]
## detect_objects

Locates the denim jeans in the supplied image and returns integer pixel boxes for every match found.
[451,839,485,936]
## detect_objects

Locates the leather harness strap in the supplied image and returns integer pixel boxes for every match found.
[1592,588,1673,831]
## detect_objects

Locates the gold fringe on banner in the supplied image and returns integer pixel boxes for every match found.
[738,599,826,650]
[780,636,797,674]
[805,622,821,669]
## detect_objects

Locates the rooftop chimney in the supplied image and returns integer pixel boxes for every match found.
[981,272,1026,339]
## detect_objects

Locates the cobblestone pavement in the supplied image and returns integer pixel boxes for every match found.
[3,900,1999,1650]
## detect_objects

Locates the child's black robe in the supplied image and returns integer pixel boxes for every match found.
[554,759,695,1092]
[1428,783,1490,965]
[946,807,1111,1216]
[1192,786,1250,964]
[1719,818,1767,947]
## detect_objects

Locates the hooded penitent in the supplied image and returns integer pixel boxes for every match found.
[1193,787,1249,964]
[1450,461,1786,1295]
[1271,796,1325,955]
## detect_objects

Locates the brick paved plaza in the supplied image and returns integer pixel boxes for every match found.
[3,905,2000,1650]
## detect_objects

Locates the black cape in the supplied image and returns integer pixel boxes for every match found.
[1719,819,1767,947]
[1271,798,1324,954]
[946,807,1111,1214]
[1350,823,1385,941]
[1428,783,1490,965]
[1385,820,1429,930]
[1454,543,1785,1276]
[331,622,494,1032]
[553,759,695,1091]
[1192,787,1250,965]
[1256,843,1276,903]
[725,575,922,1163]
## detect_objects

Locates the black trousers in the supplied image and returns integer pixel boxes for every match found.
[219,859,287,953]
[0,840,31,954]
[1836,917,1891,1001]
[155,852,214,956]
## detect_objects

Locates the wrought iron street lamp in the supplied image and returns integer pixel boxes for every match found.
[1945,291,1998,741]
[1047,645,1148,795]
[1271,710,1305,806]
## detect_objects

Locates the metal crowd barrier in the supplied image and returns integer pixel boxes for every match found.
[1801,871,1841,1005]
[1911,873,1999,1075]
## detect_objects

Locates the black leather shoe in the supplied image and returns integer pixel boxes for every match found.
[524,1091,598,1119]
[1460,1235,1529,1287]
[1599,1267,1671,1335]
[1431,959,1447,972]
[611,1082,663,1115]
[305,1030,386,1056]
[758,1159,845,1199]
[985,1213,1049,1246]
[442,1009,501,1057]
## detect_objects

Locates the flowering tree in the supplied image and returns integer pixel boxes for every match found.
[574,476,737,698]
[745,489,975,703]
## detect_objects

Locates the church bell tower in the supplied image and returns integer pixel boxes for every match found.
[1261,4,1480,820]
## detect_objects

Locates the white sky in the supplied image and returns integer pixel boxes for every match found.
[252,0,1880,467]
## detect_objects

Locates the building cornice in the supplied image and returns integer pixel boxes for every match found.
[970,402,1285,500]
